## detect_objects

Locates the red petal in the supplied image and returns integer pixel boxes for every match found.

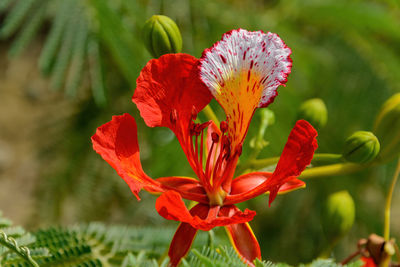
[133,53,212,130]
[133,54,212,176]
[267,120,317,204]
[220,206,260,266]
[168,204,209,267]
[230,172,272,195]
[361,257,377,267]
[225,224,261,267]
[155,190,256,231]
[224,120,317,205]
[230,172,305,195]
[155,176,208,203]
[156,190,194,222]
[91,114,163,199]
[278,178,305,193]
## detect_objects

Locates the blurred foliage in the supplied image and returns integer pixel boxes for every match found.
[1,0,400,264]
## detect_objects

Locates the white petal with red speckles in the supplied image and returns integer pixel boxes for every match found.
[200,29,292,152]
[200,29,292,108]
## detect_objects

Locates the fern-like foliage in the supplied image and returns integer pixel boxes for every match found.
[0,0,144,106]
[0,0,103,105]
[0,210,176,266]
[0,211,365,267]
[0,211,48,266]
[300,259,363,267]
[182,246,364,267]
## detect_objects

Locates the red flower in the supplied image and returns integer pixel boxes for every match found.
[361,256,377,267]
[92,29,318,266]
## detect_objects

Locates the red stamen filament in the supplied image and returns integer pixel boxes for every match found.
[209,139,220,186]
[205,141,216,181]
[199,130,205,176]
[190,127,209,190]
[211,136,226,189]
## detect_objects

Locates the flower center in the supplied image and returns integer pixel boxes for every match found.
[207,187,227,206]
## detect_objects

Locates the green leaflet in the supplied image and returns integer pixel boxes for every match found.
[89,0,145,85]
[0,0,36,39]
[50,1,81,91]
[88,38,107,106]
[38,0,73,75]
[65,12,89,97]
[0,0,15,12]
[1,0,146,105]
[8,0,46,57]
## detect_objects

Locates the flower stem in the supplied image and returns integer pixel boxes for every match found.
[246,156,280,168]
[299,162,364,180]
[203,105,219,125]
[383,157,400,241]
[242,153,343,171]
[312,153,343,165]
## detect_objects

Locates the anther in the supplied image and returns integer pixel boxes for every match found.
[189,120,196,134]
[211,132,219,143]
[170,109,178,124]
[220,121,228,133]
[222,137,231,157]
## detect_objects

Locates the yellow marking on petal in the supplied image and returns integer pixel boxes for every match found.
[278,183,306,195]
[215,70,264,153]
[264,183,306,196]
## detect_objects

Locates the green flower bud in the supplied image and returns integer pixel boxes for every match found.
[373,93,400,162]
[321,191,355,243]
[297,98,328,129]
[342,131,380,164]
[142,15,182,58]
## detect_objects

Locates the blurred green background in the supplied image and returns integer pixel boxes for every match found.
[0,0,399,264]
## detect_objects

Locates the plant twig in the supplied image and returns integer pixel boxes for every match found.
[384,157,400,240]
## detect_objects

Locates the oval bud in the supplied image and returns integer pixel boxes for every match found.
[373,93,400,162]
[321,191,355,243]
[297,98,328,129]
[342,131,380,164]
[142,15,182,58]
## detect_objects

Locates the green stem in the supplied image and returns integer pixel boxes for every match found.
[299,162,364,180]
[242,153,343,170]
[383,157,400,241]
[312,153,343,165]
[203,105,219,125]
[247,156,280,168]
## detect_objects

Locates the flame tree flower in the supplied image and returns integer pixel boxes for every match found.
[92,29,318,266]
